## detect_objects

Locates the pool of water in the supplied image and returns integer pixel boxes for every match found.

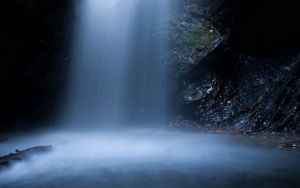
[0,129,299,188]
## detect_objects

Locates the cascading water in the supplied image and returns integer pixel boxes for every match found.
[63,0,170,127]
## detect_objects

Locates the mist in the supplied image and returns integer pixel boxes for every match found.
[1,129,299,188]
[62,0,170,127]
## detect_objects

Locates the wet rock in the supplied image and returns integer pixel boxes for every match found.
[0,145,53,167]
[166,1,225,77]
[169,0,300,134]
[277,141,298,149]
[177,49,300,132]
[215,129,243,135]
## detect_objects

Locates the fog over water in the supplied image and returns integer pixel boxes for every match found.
[1,129,300,188]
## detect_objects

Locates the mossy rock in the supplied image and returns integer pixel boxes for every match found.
[182,25,219,50]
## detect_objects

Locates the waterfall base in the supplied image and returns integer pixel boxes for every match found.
[0,129,299,188]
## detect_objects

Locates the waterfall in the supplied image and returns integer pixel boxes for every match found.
[63,0,170,127]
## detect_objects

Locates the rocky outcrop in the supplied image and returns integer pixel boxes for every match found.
[166,0,226,77]
[180,53,300,133]
[170,0,300,133]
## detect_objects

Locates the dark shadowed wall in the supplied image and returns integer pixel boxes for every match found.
[0,0,75,131]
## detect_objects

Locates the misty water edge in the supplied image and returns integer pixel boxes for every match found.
[1,129,300,188]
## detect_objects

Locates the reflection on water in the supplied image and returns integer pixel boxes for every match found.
[1,129,299,188]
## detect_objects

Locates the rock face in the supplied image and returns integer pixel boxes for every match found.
[170,0,300,133]
[166,0,225,77]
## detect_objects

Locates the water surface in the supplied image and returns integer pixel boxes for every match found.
[1,129,299,188]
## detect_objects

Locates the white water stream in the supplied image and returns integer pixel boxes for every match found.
[63,0,170,127]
